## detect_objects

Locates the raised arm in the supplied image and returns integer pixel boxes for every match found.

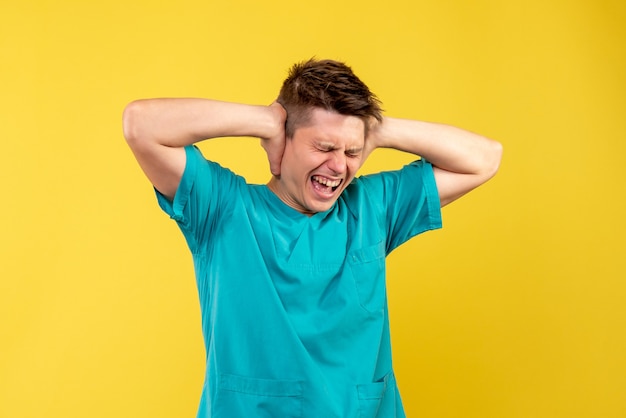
[366,117,503,207]
[122,99,286,200]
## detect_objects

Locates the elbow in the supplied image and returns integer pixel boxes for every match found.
[483,139,503,181]
[493,140,504,174]
[122,100,148,147]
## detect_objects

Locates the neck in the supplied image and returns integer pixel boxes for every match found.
[267,176,280,195]
[266,176,316,217]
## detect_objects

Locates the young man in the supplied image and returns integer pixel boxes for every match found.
[123,59,502,418]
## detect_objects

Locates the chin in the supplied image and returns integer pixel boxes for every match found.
[305,199,336,214]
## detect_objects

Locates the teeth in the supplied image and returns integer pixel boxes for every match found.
[312,175,341,187]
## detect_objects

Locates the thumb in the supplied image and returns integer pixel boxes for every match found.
[269,153,282,177]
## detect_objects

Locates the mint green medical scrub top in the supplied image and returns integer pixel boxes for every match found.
[156,146,442,418]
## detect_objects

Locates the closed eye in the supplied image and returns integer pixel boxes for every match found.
[315,144,336,153]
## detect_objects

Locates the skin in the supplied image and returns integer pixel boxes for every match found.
[267,108,366,215]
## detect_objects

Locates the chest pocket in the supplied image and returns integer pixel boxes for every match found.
[215,373,303,417]
[348,241,387,313]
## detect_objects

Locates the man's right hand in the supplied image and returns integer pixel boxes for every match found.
[261,101,287,177]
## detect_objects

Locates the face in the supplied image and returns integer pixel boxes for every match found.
[269,108,366,215]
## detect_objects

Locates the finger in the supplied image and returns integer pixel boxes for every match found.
[271,153,282,176]
[270,162,281,177]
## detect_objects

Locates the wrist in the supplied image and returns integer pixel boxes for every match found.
[368,117,392,149]
[259,102,287,140]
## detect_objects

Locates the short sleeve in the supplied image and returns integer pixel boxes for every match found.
[156,146,198,224]
[358,159,442,253]
[155,145,239,252]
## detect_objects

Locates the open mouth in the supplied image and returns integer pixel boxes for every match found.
[311,175,343,195]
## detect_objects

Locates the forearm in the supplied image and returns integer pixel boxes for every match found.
[370,116,502,206]
[374,117,502,176]
[122,98,286,200]
[122,98,278,148]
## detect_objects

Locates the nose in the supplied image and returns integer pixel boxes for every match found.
[326,151,347,175]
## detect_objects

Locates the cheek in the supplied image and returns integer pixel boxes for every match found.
[281,144,299,173]
[347,159,361,174]
[298,153,323,173]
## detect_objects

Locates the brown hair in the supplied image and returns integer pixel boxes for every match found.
[277,58,383,137]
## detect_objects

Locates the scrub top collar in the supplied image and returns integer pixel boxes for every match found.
[260,184,345,223]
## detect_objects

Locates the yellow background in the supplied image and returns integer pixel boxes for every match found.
[1,0,625,417]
